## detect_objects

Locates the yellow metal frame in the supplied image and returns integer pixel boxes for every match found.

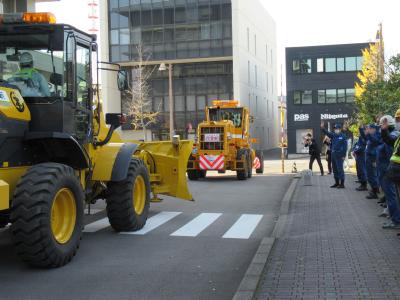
[0,180,9,210]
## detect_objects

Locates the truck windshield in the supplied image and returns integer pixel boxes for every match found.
[209,108,243,128]
[0,37,64,99]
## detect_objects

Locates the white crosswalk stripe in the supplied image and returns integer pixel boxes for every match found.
[222,214,263,239]
[83,218,110,233]
[170,213,222,237]
[120,211,181,235]
[83,212,264,239]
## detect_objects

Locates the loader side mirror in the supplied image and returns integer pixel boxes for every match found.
[105,113,126,128]
[117,70,128,91]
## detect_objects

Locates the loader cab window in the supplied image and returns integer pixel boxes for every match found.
[209,107,243,128]
[76,44,91,109]
[0,47,64,99]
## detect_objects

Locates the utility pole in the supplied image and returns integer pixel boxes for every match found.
[168,63,174,139]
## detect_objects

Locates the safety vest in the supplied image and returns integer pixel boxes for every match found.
[14,68,39,88]
[391,137,400,164]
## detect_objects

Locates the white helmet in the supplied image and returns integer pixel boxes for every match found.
[379,115,396,126]
[20,52,33,67]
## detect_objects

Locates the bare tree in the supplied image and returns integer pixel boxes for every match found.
[124,45,160,141]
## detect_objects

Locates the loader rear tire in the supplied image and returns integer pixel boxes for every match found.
[236,149,248,181]
[10,163,84,268]
[255,150,264,174]
[199,170,207,179]
[247,151,253,179]
[106,158,150,232]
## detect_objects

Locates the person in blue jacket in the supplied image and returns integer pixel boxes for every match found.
[378,115,400,229]
[360,123,382,199]
[321,122,348,188]
[353,128,368,191]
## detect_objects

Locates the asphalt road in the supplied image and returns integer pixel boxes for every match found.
[0,171,291,300]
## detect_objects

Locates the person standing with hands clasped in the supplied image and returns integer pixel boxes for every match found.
[321,122,347,188]
[304,133,324,176]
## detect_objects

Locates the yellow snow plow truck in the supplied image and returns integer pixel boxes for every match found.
[0,13,192,268]
[187,100,264,180]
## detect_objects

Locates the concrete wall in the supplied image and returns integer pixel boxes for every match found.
[231,0,278,150]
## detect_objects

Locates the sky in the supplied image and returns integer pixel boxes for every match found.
[37,0,400,93]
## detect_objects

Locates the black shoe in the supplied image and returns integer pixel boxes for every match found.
[356,184,368,191]
[337,184,345,189]
[327,172,332,175]
[330,183,339,188]
[321,173,324,176]
[377,197,386,204]
[366,192,378,199]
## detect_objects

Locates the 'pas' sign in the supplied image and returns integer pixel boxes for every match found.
[294,114,309,122]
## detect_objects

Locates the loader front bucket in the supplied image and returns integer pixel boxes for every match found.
[136,140,193,201]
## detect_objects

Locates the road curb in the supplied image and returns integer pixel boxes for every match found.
[232,176,299,300]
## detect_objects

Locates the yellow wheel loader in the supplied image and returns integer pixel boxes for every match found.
[187,100,264,180]
[0,13,192,268]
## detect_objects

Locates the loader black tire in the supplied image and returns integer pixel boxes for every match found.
[106,158,150,232]
[255,150,264,174]
[247,151,253,179]
[198,170,207,179]
[0,212,8,228]
[10,163,84,268]
[187,169,199,181]
[236,149,248,181]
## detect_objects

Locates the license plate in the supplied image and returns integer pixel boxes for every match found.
[204,133,220,142]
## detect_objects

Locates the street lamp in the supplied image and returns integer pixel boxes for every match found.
[159,62,174,139]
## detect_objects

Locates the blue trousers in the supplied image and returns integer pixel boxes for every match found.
[381,174,400,224]
[366,155,379,189]
[355,152,367,183]
[332,152,345,181]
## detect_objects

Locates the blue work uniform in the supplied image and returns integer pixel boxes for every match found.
[360,126,381,189]
[353,128,367,184]
[322,128,347,181]
[378,129,400,224]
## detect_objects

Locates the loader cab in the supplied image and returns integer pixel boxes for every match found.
[0,19,95,143]
[207,100,245,129]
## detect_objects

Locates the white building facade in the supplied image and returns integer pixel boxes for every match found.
[100,0,278,149]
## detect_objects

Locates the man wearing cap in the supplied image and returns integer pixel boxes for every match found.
[380,115,400,229]
[321,122,347,188]
[360,123,382,199]
[12,52,50,97]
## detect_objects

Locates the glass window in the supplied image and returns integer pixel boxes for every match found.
[76,44,91,109]
[317,90,326,104]
[200,23,210,39]
[317,58,324,72]
[294,91,301,104]
[356,56,363,70]
[293,59,311,74]
[210,4,221,20]
[175,28,186,41]
[292,59,300,73]
[119,28,130,45]
[346,88,355,103]
[337,89,345,103]
[210,22,222,39]
[345,57,357,71]
[110,12,119,29]
[119,12,129,28]
[199,5,211,21]
[326,89,337,104]
[175,95,185,112]
[337,58,345,72]
[175,7,186,23]
[302,90,312,104]
[131,11,140,26]
[325,58,336,72]
[152,9,163,25]
[186,95,196,111]
[164,8,174,24]
[301,59,312,74]
[111,29,119,45]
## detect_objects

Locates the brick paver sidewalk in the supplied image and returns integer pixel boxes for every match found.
[256,175,400,299]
